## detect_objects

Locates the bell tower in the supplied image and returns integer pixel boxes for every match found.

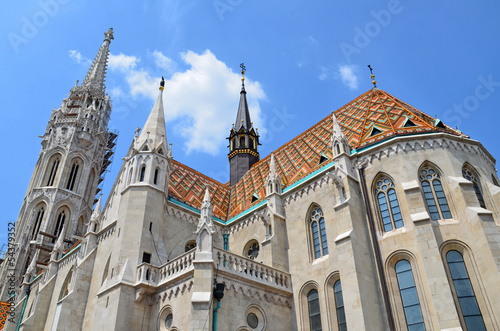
[0,28,117,299]
[227,64,260,186]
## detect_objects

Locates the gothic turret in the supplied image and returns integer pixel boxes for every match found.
[228,64,260,186]
[122,78,172,191]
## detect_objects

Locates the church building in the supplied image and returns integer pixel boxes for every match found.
[1,28,500,331]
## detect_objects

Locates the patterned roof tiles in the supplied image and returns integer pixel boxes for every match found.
[167,88,464,222]
[168,160,231,220]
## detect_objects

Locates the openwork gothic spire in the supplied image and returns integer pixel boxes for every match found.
[82,28,114,95]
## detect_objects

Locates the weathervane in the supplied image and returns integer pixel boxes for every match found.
[367,64,377,88]
[159,76,165,90]
[240,63,246,81]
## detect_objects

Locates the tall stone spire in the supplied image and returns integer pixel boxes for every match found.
[228,64,260,186]
[136,77,168,151]
[82,28,114,96]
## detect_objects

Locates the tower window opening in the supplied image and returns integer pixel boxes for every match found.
[31,207,45,240]
[240,136,246,148]
[46,156,60,186]
[154,168,159,185]
[52,210,66,242]
[66,162,80,191]
[139,165,146,182]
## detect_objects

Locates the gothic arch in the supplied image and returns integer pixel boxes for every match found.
[418,161,453,220]
[462,163,487,209]
[59,266,74,301]
[64,157,84,193]
[299,281,322,331]
[324,271,344,330]
[41,152,63,187]
[439,240,497,329]
[385,250,433,330]
[30,202,47,241]
[372,172,404,232]
[305,203,329,261]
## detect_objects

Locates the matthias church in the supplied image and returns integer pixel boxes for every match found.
[1,28,500,331]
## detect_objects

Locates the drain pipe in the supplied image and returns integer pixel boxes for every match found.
[15,288,30,331]
[358,166,395,331]
[212,300,221,331]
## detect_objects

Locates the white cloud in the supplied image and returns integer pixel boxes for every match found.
[68,50,86,64]
[108,53,139,71]
[338,65,358,90]
[152,50,176,72]
[113,49,266,156]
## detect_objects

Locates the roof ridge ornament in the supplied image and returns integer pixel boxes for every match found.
[367,64,377,88]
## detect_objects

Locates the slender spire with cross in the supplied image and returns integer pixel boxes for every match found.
[367,64,377,88]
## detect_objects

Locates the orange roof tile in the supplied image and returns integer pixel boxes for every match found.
[0,301,10,330]
[168,160,231,220]
[167,88,464,222]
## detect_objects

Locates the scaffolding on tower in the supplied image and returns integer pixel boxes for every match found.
[94,129,118,205]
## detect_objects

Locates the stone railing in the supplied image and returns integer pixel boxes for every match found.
[136,249,196,287]
[158,249,195,284]
[136,263,159,286]
[214,248,291,291]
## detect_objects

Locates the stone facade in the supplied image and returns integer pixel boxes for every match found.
[1,30,500,331]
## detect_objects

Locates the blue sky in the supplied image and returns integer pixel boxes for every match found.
[1,0,500,248]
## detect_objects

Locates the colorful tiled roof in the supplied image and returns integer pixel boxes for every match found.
[0,301,9,330]
[167,88,464,222]
[168,160,231,220]
[335,88,463,149]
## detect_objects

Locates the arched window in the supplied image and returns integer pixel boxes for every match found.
[66,160,81,191]
[445,250,486,331]
[395,260,426,330]
[307,289,322,331]
[333,280,347,331]
[53,210,67,242]
[44,154,61,186]
[419,165,452,220]
[309,206,328,259]
[154,168,159,185]
[462,166,486,208]
[139,165,146,182]
[240,136,246,148]
[31,205,45,240]
[375,176,403,231]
